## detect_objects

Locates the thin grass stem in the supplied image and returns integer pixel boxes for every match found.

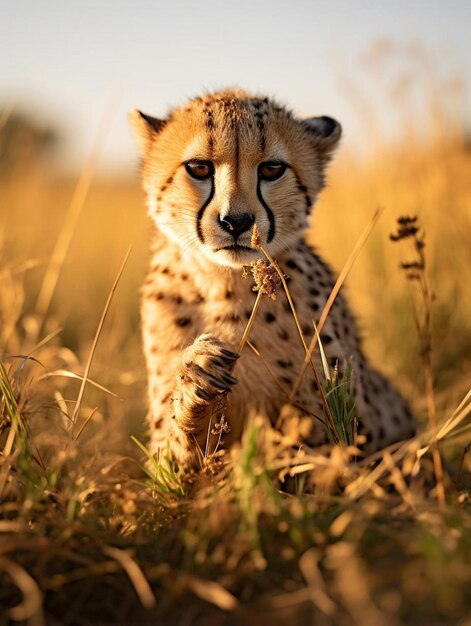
[246,339,324,426]
[238,290,263,354]
[69,246,131,438]
[291,207,383,400]
[253,236,338,443]
[34,95,119,338]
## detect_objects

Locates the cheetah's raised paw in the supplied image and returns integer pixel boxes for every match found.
[178,333,239,406]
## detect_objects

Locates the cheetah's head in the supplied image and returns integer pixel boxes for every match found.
[130,89,341,269]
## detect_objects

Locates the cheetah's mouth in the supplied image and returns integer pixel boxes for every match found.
[216,244,254,252]
[210,244,260,268]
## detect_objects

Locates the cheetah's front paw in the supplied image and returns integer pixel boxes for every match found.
[177,334,239,410]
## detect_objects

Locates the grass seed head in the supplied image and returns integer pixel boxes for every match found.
[390,215,421,242]
[211,415,231,436]
[250,260,282,301]
[390,215,427,282]
[250,224,261,248]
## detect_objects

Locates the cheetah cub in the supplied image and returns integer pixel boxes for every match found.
[130,89,415,469]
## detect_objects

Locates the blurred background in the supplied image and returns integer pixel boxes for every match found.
[1,1,470,432]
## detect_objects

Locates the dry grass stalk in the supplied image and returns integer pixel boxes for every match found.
[0,556,45,625]
[180,573,239,611]
[251,226,339,443]
[390,216,446,506]
[69,246,131,435]
[435,386,471,441]
[291,207,383,399]
[247,339,324,425]
[298,548,337,616]
[237,290,263,354]
[28,326,63,354]
[345,439,415,500]
[47,561,122,590]
[38,369,118,398]
[34,96,119,336]
[247,338,288,396]
[348,388,470,500]
[382,451,416,510]
[72,406,99,443]
[103,546,156,609]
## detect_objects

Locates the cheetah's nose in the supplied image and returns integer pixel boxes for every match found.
[218,213,255,239]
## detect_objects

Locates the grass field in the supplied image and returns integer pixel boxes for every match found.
[1,97,471,625]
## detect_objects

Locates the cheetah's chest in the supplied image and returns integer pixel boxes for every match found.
[198,273,318,424]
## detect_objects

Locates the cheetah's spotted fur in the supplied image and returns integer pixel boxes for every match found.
[130,89,415,468]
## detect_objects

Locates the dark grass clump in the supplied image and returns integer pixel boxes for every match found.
[322,359,357,447]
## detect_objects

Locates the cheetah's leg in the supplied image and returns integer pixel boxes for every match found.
[162,334,239,469]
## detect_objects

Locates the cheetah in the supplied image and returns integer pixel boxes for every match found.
[129,89,415,469]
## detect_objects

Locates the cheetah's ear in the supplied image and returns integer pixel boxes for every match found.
[128,109,166,155]
[302,116,342,160]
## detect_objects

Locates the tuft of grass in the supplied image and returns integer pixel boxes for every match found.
[0,359,45,499]
[317,349,357,447]
[131,435,186,501]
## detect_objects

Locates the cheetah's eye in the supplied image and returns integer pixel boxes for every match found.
[258,161,287,182]
[185,159,214,180]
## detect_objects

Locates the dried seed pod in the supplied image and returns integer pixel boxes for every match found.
[251,259,282,301]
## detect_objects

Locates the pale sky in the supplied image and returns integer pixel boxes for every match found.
[1,0,470,172]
